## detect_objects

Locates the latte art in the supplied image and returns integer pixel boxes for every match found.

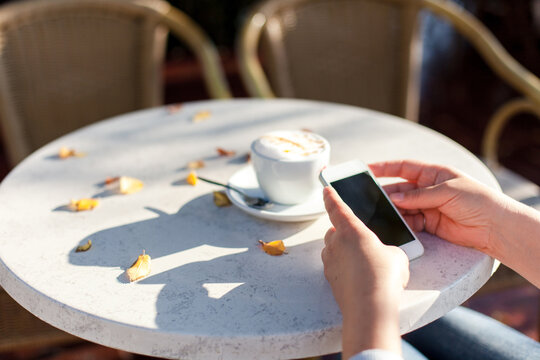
[252,131,328,160]
[250,130,330,204]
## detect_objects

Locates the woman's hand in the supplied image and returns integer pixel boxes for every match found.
[369,159,508,254]
[322,186,409,358]
[370,159,540,288]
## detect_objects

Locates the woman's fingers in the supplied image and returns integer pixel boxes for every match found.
[382,181,417,195]
[369,160,457,186]
[369,160,424,180]
[389,182,455,210]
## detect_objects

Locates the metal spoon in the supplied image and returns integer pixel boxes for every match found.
[197,176,273,209]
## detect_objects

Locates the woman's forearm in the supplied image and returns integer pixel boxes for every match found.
[489,195,540,288]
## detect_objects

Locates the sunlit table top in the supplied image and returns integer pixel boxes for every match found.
[0,99,499,359]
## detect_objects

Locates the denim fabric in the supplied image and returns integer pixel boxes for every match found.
[403,306,540,360]
[349,349,404,360]
[401,339,428,360]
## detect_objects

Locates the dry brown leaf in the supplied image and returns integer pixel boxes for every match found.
[213,191,232,207]
[167,103,183,114]
[258,240,288,256]
[59,147,85,159]
[216,147,236,157]
[105,176,120,185]
[186,171,198,186]
[187,160,205,169]
[75,239,92,252]
[192,110,211,123]
[126,250,151,282]
[69,198,99,211]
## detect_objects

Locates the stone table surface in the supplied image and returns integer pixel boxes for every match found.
[0,99,499,359]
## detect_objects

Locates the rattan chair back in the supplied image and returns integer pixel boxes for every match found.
[238,0,423,121]
[238,0,540,126]
[0,0,230,165]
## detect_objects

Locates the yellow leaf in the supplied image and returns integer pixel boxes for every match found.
[118,176,144,194]
[59,147,72,158]
[75,239,92,252]
[186,171,198,186]
[192,110,211,123]
[258,240,287,256]
[126,250,151,282]
[213,191,232,207]
[59,147,85,159]
[69,198,99,211]
[187,160,205,169]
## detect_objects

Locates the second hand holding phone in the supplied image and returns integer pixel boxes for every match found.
[319,159,424,260]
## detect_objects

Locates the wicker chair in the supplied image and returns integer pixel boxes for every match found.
[237,0,540,123]
[480,103,540,341]
[0,0,231,167]
[238,0,540,338]
[480,99,539,272]
[0,0,230,352]
[481,100,539,212]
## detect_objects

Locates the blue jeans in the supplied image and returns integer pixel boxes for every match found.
[402,306,540,360]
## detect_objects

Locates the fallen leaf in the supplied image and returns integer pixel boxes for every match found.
[216,147,236,157]
[258,240,288,256]
[213,191,232,207]
[192,110,211,123]
[187,160,205,169]
[126,250,151,282]
[167,103,183,114]
[104,176,144,194]
[118,176,144,194]
[59,147,85,159]
[69,198,99,211]
[186,171,198,186]
[75,239,92,252]
[105,176,120,185]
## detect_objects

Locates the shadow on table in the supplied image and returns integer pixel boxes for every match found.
[68,193,334,335]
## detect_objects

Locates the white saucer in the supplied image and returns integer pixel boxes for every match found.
[227,166,325,222]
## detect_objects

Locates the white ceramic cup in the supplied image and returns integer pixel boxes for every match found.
[250,130,330,205]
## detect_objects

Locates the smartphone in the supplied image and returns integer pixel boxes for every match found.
[319,159,424,260]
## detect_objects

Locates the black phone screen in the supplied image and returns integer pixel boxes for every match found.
[330,172,415,246]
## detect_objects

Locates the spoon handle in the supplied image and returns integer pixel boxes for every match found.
[197,176,244,196]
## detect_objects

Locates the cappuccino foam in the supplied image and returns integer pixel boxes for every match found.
[252,130,328,160]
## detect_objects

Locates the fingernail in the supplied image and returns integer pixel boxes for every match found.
[390,193,404,202]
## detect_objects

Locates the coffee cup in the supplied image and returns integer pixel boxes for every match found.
[250,130,330,205]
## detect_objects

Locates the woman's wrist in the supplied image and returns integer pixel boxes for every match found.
[482,191,513,259]
[342,302,401,359]
[340,288,403,359]
[488,194,540,287]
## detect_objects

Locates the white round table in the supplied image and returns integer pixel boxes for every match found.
[0,99,499,359]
